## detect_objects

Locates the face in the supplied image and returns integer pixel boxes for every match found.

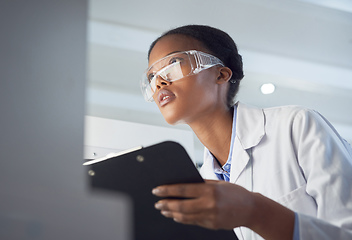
[148,35,229,125]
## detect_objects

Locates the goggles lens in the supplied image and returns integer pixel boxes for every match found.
[141,50,224,102]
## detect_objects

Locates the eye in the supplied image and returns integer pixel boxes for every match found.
[147,73,155,82]
[169,57,183,65]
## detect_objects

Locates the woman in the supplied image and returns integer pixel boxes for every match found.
[140,25,352,239]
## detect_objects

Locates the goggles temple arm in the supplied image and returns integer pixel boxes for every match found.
[192,51,203,74]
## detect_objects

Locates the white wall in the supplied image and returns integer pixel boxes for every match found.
[84,116,195,162]
[0,1,130,239]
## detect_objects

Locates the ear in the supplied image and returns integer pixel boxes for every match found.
[216,67,233,84]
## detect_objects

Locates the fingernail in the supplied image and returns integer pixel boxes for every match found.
[152,188,160,195]
[155,202,163,209]
[161,211,171,217]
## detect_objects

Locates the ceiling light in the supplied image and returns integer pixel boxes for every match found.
[261,83,276,94]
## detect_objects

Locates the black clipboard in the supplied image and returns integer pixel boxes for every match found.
[85,141,237,240]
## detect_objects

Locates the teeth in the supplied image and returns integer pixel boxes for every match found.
[162,96,170,101]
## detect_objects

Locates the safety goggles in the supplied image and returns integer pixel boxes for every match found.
[141,50,224,102]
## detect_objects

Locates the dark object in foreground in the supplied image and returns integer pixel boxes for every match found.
[86,141,238,240]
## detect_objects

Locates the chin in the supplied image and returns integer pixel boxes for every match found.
[164,116,181,126]
[161,112,185,126]
[159,103,189,126]
[169,119,186,125]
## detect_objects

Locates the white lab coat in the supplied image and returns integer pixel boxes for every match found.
[200,102,352,240]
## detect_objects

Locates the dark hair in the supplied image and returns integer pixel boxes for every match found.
[148,25,244,107]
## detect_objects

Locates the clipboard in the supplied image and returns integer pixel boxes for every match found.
[85,141,237,240]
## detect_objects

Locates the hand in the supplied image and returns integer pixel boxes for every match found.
[152,180,255,230]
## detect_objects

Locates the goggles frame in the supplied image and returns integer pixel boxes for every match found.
[141,50,224,102]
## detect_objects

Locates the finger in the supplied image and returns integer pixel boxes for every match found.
[155,198,204,214]
[204,179,222,183]
[164,211,218,230]
[159,210,199,224]
[152,183,206,198]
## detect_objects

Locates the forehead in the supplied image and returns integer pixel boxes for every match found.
[148,35,209,67]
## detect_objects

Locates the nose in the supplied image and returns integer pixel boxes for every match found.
[155,74,171,90]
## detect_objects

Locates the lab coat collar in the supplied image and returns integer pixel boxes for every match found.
[235,102,265,150]
[230,102,265,183]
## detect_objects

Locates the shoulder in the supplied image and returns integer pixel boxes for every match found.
[263,104,315,118]
[257,103,344,147]
[237,101,320,122]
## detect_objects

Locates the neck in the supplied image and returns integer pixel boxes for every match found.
[188,107,234,166]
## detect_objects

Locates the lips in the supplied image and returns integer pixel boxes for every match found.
[157,89,176,107]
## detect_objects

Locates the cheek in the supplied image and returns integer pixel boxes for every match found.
[181,77,217,105]
[181,87,211,107]
[174,78,217,114]
[175,79,206,105]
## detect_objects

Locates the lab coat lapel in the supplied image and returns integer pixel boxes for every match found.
[199,148,220,180]
[230,102,265,183]
[230,137,250,183]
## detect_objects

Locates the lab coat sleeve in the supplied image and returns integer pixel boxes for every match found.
[292,109,352,239]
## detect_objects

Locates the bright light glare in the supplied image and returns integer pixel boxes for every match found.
[261,83,276,94]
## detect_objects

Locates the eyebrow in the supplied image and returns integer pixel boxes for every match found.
[163,50,182,58]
